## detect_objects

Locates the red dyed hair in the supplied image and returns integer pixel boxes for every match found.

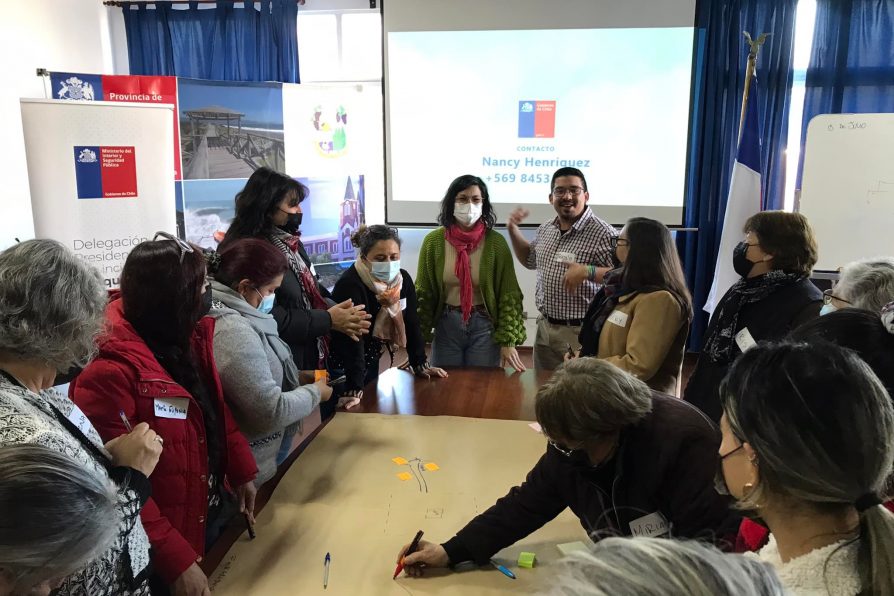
[214,238,288,288]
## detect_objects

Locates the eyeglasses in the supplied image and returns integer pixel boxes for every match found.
[609,237,630,248]
[548,439,576,457]
[552,187,584,198]
[153,231,194,264]
[822,289,852,306]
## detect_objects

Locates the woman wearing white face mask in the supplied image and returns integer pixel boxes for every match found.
[331,226,447,401]
[416,175,527,371]
[208,238,332,485]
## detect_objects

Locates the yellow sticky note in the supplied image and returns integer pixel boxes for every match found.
[424,463,440,471]
[396,472,413,481]
[392,457,408,465]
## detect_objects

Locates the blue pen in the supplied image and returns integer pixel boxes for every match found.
[490,560,516,579]
[324,552,330,589]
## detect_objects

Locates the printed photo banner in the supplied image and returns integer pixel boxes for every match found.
[37,73,385,279]
[50,72,182,180]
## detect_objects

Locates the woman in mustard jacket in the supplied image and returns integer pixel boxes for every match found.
[578,217,692,394]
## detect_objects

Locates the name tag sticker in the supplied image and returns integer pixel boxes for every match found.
[607,310,629,328]
[310,263,317,276]
[554,251,576,264]
[67,404,94,436]
[400,298,407,311]
[154,397,189,420]
[735,327,757,353]
[629,512,669,538]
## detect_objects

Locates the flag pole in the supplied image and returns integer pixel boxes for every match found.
[738,32,770,144]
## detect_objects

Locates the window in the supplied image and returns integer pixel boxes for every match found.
[298,10,382,82]
[782,0,817,212]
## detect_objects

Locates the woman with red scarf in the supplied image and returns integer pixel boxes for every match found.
[221,169,371,380]
[416,175,527,371]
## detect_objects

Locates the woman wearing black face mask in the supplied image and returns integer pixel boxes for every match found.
[221,168,371,383]
[683,212,822,421]
[70,234,259,595]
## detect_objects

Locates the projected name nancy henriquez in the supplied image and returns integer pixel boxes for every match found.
[481,156,591,184]
[72,236,149,288]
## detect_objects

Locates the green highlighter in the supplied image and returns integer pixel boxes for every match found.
[518,552,536,569]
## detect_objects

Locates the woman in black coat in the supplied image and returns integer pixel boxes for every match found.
[330,226,447,405]
[221,168,370,371]
[684,211,822,421]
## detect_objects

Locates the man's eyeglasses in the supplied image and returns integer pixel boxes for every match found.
[609,237,630,248]
[153,231,194,264]
[822,288,852,306]
[552,187,584,198]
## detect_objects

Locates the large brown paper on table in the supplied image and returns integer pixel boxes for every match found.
[209,414,588,595]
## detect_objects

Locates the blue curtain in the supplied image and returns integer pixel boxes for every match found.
[680,0,798,352]
[121,1,299,83]
[796,0,894,186]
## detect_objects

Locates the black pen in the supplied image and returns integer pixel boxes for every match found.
[244,513,255,540]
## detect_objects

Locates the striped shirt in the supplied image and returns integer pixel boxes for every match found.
[525,209,618,320]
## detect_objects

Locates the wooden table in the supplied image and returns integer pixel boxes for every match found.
[351,366,553,420]
[203,367,555,574]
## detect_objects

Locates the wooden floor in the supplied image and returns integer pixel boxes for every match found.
[206,147,255,178]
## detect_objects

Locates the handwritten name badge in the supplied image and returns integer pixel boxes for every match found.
[629,511,669,538]
[154,397,189,420]
[67,404,95,436]
[735,327,757,353]
[607,310,629,328]
[400,298,407,311]
[554,251,576,264]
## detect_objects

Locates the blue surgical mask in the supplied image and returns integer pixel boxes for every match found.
[370,260,401,282]
[819,304,837,316]
[254,288,275,314]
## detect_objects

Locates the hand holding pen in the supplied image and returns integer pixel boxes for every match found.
[394,536,450,578]
[103,410,164,477]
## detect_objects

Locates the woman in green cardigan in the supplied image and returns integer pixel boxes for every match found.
[416,175,527,371]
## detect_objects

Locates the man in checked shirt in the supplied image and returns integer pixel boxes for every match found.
[507,167,618,370]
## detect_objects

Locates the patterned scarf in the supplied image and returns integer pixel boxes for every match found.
[444,222,486,322]
[269,231,330,367]
[702,271,804,363]
[579,267,633,355]
[354,261,407,348]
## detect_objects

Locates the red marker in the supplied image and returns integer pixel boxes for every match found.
[393,530,424,579]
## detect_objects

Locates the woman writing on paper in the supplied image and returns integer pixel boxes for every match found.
[416,175,527,371]
[577,217,692,394]
[330,226,447,404]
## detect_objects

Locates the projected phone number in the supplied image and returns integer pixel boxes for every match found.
[485,173,552,184]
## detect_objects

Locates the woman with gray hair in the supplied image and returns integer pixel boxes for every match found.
[822,256,894,314]
[394,358,739,577]
[0,239,162,595]
[545,537,785,596]
[0,444,123,595]
[718,340,894,595]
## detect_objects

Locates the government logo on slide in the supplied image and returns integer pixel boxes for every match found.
[518,100,556,138]
[73,146,138,199]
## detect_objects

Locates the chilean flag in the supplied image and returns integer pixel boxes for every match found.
[704,78,763,315]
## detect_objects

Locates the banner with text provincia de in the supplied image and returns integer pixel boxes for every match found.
[20,99,176,288]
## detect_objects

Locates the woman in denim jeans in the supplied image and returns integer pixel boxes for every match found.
[416,175,527,371]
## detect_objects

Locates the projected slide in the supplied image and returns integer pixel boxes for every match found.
[386,27,694,224]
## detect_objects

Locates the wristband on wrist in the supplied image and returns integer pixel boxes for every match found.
[587,265,597,281]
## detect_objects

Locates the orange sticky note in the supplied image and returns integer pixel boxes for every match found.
[396,472,413,481]
[424,463,440,471]
[392,457,408,465]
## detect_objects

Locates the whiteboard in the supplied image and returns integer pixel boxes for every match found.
[799,113,894,271]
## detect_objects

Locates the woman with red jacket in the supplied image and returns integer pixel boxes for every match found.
[71,233,258,596]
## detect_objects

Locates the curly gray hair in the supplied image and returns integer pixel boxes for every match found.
[837,257,894,313]
[0,239,106,371]
[545,537,785,596]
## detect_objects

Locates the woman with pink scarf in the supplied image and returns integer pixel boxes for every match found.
[416,175,527,372]
[330,226,448,403]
